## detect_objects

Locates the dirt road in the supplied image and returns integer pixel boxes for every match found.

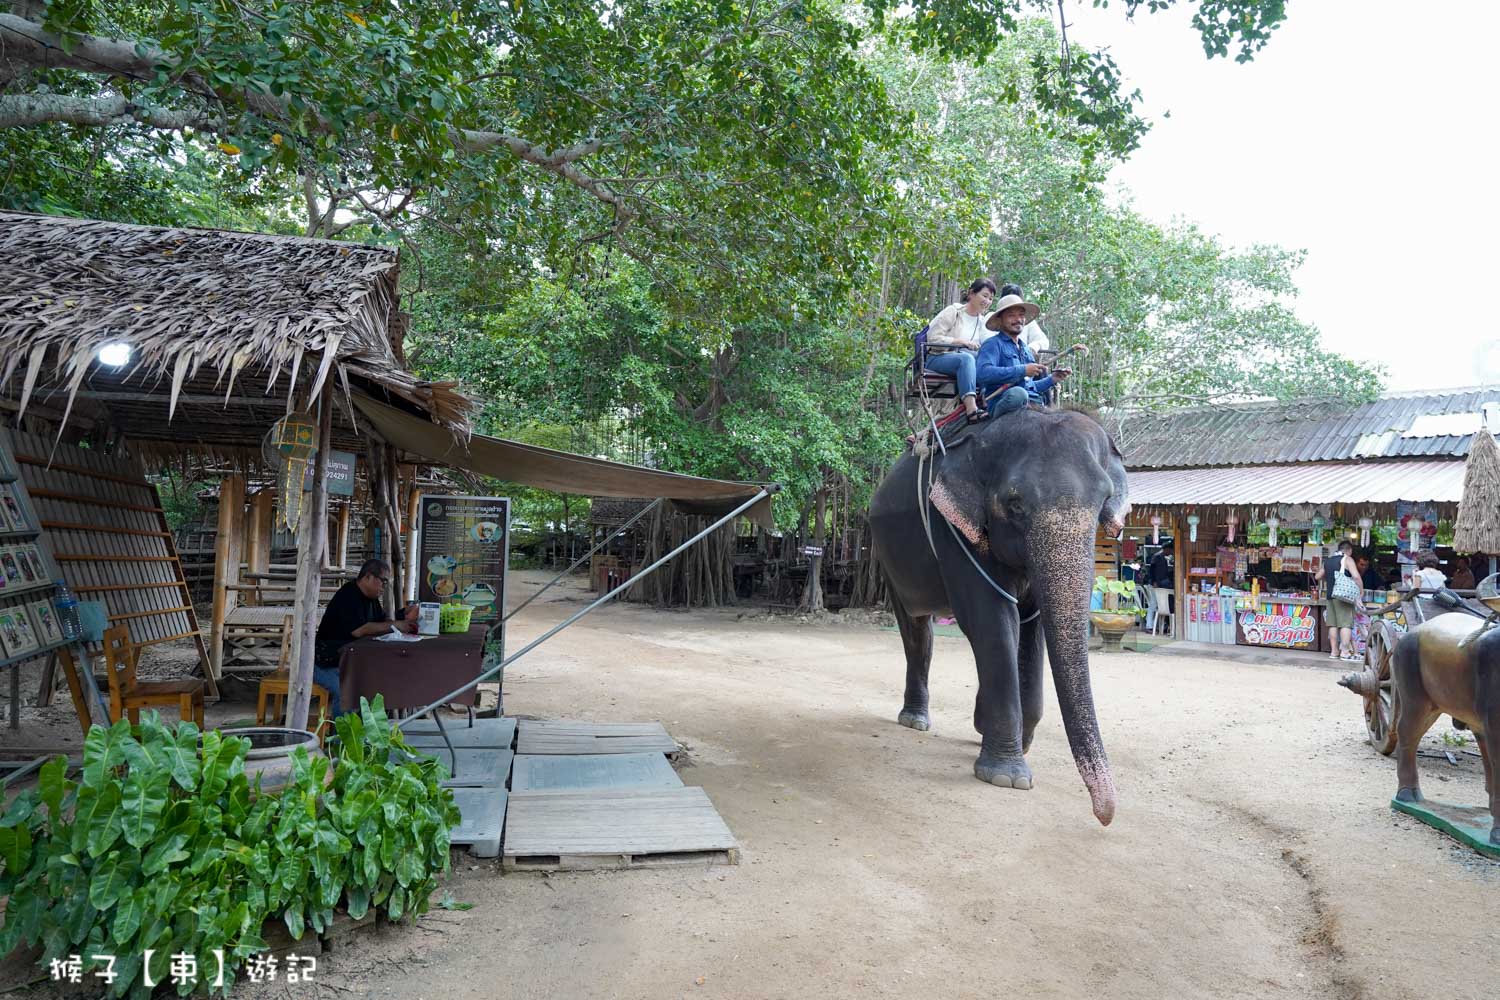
[268,573,1499,1000]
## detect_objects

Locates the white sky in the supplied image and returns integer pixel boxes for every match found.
[1065,1,1500,392]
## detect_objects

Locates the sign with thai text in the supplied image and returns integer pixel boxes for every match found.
[302,450,356,496]
[416,495,509,623]
[1236,608,1318,649]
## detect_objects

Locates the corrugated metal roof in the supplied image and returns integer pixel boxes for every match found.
[1126,460,1466,506]
[1118,388,1500,469]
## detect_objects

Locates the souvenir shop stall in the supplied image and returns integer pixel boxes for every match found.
[1111,500,1457,656]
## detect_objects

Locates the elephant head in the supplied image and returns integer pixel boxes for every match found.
[928,408,1129,825]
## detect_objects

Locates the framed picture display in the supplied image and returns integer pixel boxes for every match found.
[19,544,46,584]
[27,599,63,647]
[0,444,14,482]
[0,548,24,589]
[0,606,40,659]
[0,486,24,532]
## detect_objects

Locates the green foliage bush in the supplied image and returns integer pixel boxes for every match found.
[0,697,458,997]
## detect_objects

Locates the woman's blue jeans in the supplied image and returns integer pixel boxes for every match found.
[924,350,976,399]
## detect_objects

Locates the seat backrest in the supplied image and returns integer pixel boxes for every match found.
[101,624,136,696]
[1153,587,1174,617]
[911,324,930,375]
[276,614,295,673]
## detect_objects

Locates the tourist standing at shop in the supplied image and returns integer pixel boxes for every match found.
[1412,550,1448,591]
[1316,540,1361,662]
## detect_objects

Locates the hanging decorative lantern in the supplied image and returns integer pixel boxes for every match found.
[1358,516,1373,548]
[1186,514,1200,543]
[1310,516,1325,546]
[1150,514,1162,545]
[1265,516,1280,548]
[1408,516,1425,553]
[1226,512,1238,544]
[262,412,318,532]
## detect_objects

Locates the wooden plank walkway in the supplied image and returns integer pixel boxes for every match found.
[396,747,514,788]
[449,787,508,859]
[516,719,677,756]
[401,716,516,749]
[511,752,683,794]
[502,787,738,871]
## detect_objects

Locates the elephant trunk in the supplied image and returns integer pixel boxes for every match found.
[1033,506,1117,827]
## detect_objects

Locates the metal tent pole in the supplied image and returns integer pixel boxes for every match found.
[394,488,772,730]
[503,497,664,622]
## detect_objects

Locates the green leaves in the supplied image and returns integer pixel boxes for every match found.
[2,703,456,997]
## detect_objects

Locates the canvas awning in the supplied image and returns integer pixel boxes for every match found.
[355,396,776,527]
[1126,459,1466,507]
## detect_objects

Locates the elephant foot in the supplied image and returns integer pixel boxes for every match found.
[898,708,931,732]
[1395,786,1423,803]
[975,754,1033,790]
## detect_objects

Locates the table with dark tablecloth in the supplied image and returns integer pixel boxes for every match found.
[338,623,488,712]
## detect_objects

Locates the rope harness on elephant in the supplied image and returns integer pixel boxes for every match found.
[914,435,1038,622]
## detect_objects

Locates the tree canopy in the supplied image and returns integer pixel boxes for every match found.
[2,0,1376,534]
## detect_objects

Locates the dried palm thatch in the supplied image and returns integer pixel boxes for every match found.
[0,211,471,451]
[1454,429,1500,554]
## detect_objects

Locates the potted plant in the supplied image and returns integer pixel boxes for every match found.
[1090,577,1137,651]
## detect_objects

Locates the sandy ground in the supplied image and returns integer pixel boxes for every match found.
[10,571,1498,998]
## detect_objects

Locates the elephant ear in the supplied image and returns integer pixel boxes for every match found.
[929,446,989,549]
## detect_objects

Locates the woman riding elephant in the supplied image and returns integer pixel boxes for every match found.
[922,278,996,425]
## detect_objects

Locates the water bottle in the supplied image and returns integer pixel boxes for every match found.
[54,581,81,641]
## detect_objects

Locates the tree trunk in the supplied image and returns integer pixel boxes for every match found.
[799,485,828,612]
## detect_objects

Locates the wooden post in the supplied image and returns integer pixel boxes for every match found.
[289,390,333,732]
[1173,514,1187,641]
[208,474,245,680]
[247,490,274,577]
[404,485,422,603]
[334,502,351,569]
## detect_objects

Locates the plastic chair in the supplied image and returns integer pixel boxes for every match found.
[1151,587,1175,636]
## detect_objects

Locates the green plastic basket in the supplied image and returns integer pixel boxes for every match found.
[439,602,473,633]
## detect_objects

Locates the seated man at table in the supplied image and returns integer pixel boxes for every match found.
[314,559,417,716]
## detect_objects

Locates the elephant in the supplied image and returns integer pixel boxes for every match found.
[1391,609,1500,845]
[869,405,1129,826]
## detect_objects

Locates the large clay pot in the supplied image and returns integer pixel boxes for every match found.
[1089,612,1135,652]
[234,727,326,795]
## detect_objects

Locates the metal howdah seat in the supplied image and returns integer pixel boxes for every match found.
[907,326,958,400]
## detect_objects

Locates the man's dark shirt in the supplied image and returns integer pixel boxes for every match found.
[1148,553,1173,588]
[1361,566,1385,591]
[315,580,388,667]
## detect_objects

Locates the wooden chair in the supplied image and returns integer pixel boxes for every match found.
[255,616,333,741]
[102,624,206,727]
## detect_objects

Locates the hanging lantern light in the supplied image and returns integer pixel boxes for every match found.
[1150,514,1162,545]
[1358,516,1373,548]
[1408,516,1425,553]
[1310,516,1325,545]
[1265,516,1280,548]
[1226,512,1238,544]
[1186,514,1200,543]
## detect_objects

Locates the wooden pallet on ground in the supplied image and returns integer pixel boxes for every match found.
[449,786,508,858]
[400,715,516,749]
[502,786,737,872]
[515,719,677,756]
[511,751,682,794]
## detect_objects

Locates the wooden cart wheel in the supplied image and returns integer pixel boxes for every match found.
[1362,620,1400,755]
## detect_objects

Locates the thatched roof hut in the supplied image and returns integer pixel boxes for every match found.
[0,211,470,460]
[1454,428,1500,554]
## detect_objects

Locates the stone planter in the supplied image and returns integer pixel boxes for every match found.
[234,727,326,795]
[1089,612,1136,653]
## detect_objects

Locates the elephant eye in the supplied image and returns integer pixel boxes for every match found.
[1004,495,1026,519]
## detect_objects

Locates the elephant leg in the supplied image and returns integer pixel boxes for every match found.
[1391,639,1438,802]
[952,590,1028,789]
[892,592,934,732]
[1018,610,1045,755]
